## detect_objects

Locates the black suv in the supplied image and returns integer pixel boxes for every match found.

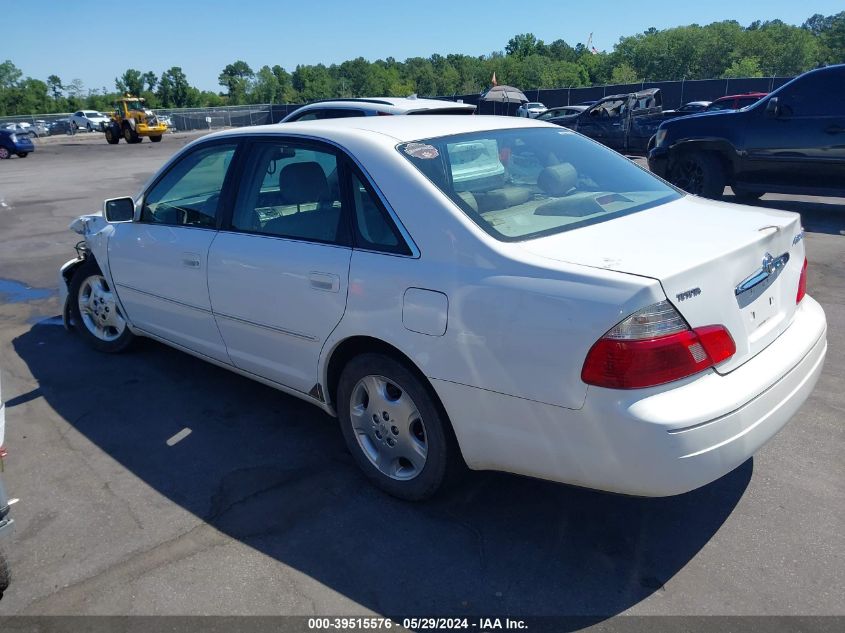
[648,65,845,200]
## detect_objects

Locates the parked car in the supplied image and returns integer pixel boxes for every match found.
[0,127,35,158]
[536,105,588,120]
[668,101,711,114]
[704,93,767,112]
[48,118,74,135]
[28,120,50,137]
[551,88,687,155]
[60,116,826,501]
[516,102,547,118]
[71,110,110,131]
[1,123,34,138]
[0,372,13,598]
[649,65,845,199]
[282,97,476,122]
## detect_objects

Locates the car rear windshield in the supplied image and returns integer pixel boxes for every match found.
[397,128,680,241]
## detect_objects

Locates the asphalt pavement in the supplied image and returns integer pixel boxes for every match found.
[0,135,842,621]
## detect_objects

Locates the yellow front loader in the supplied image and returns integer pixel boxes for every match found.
[104,95,168,144]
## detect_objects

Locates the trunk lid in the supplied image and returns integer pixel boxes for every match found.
[519,195,805,373]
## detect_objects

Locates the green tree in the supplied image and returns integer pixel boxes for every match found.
[218,60,254,104]
[116,69,144,95]
[610,62,640,84]
[47,75,63,100]
[142,71,158,92]
[157,67,191,107]
[721,57,763,78]
[505,33,544,58]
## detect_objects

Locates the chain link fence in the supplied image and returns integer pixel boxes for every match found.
[1,75,796,132]
[0,104,305,135]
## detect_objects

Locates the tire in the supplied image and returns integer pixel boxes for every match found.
[0,549,10,598]
[0,147,10,159]
[337,353,460,500]
[732,185,764,201]
[149,135,162,143]
[69,259,135,353]
[16,152,28,158]
[123,125,139,144]
[87,123,93,132]
[105,127,119,144]
[669,151,726,199]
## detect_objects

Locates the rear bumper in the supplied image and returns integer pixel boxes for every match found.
[647,146,669,179]
[434,296,827,496]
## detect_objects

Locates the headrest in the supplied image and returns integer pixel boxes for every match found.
[279,162,329,205]
[537,163,577,196]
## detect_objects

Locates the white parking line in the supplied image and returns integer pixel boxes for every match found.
[166,428,192,446]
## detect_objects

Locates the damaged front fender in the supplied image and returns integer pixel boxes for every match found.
[61,214,118,330]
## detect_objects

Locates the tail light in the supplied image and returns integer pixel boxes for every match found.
[796,257,808,304]
[582,300,736,389]
[0,445,6,459]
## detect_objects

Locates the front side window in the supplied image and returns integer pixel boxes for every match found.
[398,128,680,242]
[231,141,348,245]
[587,98,626,119]
[776,68,844,117]
[141,143,236,227]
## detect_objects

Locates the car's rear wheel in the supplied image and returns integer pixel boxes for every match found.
[0,147,10,159]
[69,260,134,353]
[149,135,162,143]
[732,185,764,201]
[670,151,726,199]
[337,353,459,500]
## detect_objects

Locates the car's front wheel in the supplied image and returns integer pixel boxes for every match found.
[69,260,134,353]
[16,152,28,158]
[670,151,726,199]
[337,354,460,500]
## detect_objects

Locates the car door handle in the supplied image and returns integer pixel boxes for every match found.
[309,272,340,292]
[182,252,201,268]
[825,125,845,134]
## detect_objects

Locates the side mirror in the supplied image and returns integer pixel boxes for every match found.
[103,197,135,222]
[765,97,780,118]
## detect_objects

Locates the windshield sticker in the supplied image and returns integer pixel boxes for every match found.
[403,143,440,159]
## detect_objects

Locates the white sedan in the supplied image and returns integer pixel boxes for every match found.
[516,102,548,118]
[59,116,827,500]
[71,110,110,132]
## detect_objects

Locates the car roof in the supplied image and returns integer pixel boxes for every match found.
[713,93,767,101]
[285,97,475,116]
[211,114,553,144]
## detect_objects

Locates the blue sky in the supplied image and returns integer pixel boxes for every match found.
[6,0,842,92]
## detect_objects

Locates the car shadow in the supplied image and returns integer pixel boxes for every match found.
[12,323,751,620]
[721,194,845,237]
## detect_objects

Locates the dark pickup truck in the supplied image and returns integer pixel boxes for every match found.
[648,64,845,200]
[549,88,686,155]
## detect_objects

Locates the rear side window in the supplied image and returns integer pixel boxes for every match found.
[231,141,349,245]
[141,143,237,227]
[292,108,366,121]
[348,170,410,255]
